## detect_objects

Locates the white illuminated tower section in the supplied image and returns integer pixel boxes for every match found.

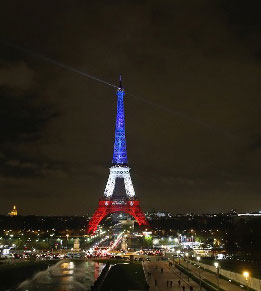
[104,78,135,198]
[87,76,149,234]
[104,166,135,198]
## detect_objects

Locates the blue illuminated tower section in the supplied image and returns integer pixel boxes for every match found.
[112,79,128,165]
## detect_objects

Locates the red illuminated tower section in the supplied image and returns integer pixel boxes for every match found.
[87,77,149,234]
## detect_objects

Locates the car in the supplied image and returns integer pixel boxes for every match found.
[1,254,14,259]
[14,254,22,259]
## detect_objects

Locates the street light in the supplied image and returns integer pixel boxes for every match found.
[185,252,189,269]
[243,271,250,291]
[214,262,220,290]
[66,234,69,249]
[197,256,202,291]
[185,252,189,281]
[177,250,181,264]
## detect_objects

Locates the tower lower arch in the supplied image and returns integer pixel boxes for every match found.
[87,199,149,235]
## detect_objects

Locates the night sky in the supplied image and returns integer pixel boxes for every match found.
[0,1,261,215]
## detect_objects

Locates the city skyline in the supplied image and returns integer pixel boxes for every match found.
[0,1,261,215]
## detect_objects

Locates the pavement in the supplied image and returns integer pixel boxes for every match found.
[178,259,244,291]
[143,261,206,291]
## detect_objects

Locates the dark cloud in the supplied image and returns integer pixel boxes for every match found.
[0,0,260,215]
[0,57,61,190]
[0,89,56,143]
[0,61,34,89]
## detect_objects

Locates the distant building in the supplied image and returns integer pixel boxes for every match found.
[119,217,135,227]
[146,211,173,219]
[8,205,18,216]
[73,238,80,251]
[238,211,261,217]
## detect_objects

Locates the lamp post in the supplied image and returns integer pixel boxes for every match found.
[177,250,181,265]
[243,271,250,291]
[185,252,189,269]
[66,234,69,249]
[214,262,220,290]
[185,252,189,281]
[197,256,202,290]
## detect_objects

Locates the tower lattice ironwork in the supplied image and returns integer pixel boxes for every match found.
[87,77,149,234]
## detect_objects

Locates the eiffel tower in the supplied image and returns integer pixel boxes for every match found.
[87,76,149,234]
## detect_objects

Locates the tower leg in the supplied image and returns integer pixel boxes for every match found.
[129,205,150,228]
[87,205,107,235]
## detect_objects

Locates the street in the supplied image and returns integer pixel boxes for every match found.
[144,261,206,291]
